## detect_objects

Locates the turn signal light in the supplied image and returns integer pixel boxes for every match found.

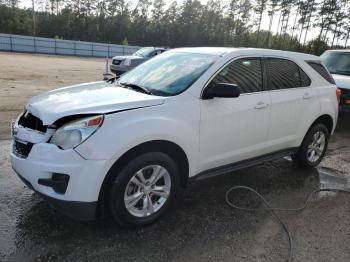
[87,116,103,126]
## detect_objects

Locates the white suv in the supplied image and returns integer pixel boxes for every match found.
[10,48,339,226]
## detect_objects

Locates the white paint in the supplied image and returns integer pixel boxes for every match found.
[10,47,338,207]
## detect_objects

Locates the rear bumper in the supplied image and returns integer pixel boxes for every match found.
[339,104,350,112]
[340,88,350,106]
[15,171,97,220]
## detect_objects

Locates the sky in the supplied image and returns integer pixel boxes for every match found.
[19,0,326,45]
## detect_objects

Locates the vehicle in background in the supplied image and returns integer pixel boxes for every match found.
[110,47,167,76]
[321,50,350,110]
[11,48,339,226]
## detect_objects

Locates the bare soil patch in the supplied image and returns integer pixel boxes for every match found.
[0,52,106,139]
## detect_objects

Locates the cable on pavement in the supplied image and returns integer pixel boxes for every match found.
[225,186,350,262]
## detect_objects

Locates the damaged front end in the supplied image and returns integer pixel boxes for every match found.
[11,111,56,159]
[10,110,107,221]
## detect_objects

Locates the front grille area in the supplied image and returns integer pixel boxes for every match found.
[13,139,33,158]
[18,112,47,133]
[112,59,122,65]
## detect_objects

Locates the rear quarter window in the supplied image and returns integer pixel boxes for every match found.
[306,61,335,84]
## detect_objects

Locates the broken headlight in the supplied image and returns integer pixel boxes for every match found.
[50,115,103,150]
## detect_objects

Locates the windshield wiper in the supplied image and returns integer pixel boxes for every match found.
[120,82,153,95]
[106,76,119,83]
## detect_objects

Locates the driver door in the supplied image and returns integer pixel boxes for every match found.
[198,57,271,172]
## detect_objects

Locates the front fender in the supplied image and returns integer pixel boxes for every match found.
[75,99,200,176]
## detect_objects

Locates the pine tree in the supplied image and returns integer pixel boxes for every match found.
[315,0,336,41]
[151,0,165,24]
[330,0,347,47]
[254,0,268,47]
[266,0,280,47]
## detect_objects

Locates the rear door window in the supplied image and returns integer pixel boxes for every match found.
[265,58,311,90]
[300,68,312,86]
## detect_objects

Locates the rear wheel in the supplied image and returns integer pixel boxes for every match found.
[292,123,329,168]
[108,152,179,226]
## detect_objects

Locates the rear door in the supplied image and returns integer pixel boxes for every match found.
[199,57,271,171]
[264,57,317,151]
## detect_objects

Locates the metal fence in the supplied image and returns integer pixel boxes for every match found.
[0,33,140,57]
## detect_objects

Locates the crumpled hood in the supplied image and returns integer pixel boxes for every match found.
[25,81,165,125]
[332,74,350,90]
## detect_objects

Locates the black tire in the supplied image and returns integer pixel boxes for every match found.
[292,123,329,168]
[108,152,179,226]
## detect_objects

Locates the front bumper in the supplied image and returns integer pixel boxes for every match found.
[10,139,110,220]
[15,171,97,220]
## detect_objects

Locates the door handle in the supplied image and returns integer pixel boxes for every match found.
[303,93,313,100]
[255,101,268,109]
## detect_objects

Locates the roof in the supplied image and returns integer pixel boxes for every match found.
[168,47,237,56]
[168,47,319,60]
[324,49,350,53]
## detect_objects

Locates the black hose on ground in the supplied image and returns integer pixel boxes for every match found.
[225,186,350,262]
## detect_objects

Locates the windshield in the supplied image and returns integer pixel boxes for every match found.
[321,52,350,76]
[116,52,218,96]
[133,47,155,58]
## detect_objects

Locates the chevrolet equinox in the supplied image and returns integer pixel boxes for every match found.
[10,48,339,226]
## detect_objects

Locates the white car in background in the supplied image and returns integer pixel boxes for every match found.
[10,48,339,226]
[321,50,350,110]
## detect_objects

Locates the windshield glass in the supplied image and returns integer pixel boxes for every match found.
[133,47,155,57]
[321,52,350,76]
[116,52,218,96]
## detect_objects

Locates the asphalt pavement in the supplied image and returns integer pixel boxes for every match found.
[1,113,349,262]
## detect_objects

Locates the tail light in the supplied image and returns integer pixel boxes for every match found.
[336,88,341,104]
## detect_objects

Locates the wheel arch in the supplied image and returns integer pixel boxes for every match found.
[295,114,334,154]
[97,140,189,217]
[309,114,334,136]
[293,114,333,168]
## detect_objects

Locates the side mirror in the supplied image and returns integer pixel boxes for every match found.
[203,83,241,99]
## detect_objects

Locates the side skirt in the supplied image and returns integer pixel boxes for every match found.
[193,148,298,181]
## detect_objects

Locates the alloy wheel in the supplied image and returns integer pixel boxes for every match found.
[306,131,326,163]
[124,165,171,217]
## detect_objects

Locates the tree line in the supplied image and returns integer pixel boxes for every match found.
[0,0,349,55]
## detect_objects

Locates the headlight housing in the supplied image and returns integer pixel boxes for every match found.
[124,58,132,67]
[50,115,103,150]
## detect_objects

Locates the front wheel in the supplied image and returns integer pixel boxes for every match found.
[108,152,179,226]
[292,123,329,168]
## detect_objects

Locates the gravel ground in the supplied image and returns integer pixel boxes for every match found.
[0,52,105,140]
[0,53,349,262]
